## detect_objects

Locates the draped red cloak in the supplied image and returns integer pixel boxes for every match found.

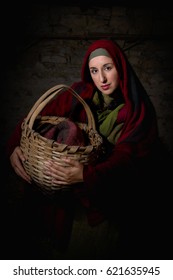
[7,39,159,228]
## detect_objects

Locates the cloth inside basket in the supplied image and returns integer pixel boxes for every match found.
[38,119,87,146]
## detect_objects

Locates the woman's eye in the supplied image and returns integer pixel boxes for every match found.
[91,69,97,74]
[104,66,112,71]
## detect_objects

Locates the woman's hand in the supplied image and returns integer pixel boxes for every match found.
[10,146,32,184]
[43,157,84,186]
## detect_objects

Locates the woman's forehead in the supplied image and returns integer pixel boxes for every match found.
[89,55,114,67]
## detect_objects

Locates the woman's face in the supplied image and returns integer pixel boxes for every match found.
[89,55,119,95]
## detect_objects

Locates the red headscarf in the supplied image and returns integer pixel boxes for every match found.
[80,39,158,157]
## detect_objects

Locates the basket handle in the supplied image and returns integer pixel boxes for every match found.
[24,84,96,130]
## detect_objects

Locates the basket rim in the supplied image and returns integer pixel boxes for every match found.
[21,115,103,151]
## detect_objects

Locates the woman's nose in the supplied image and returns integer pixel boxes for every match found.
[99,71,107,83]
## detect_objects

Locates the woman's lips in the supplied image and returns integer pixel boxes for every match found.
[101,84,110,90]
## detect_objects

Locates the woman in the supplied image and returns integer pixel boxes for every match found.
[7,39,163,259]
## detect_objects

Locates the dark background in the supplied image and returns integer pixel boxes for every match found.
[1,1,173,260]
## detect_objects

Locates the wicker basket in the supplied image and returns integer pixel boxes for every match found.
[20,84,103,193]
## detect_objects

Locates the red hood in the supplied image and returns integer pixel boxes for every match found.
[81,39,158,153]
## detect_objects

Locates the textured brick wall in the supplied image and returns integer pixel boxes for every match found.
[2,4,173,154]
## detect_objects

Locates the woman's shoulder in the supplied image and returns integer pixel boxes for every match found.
[71,81,94,99]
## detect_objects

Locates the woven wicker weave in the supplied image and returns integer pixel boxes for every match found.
[20,84,103,193]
